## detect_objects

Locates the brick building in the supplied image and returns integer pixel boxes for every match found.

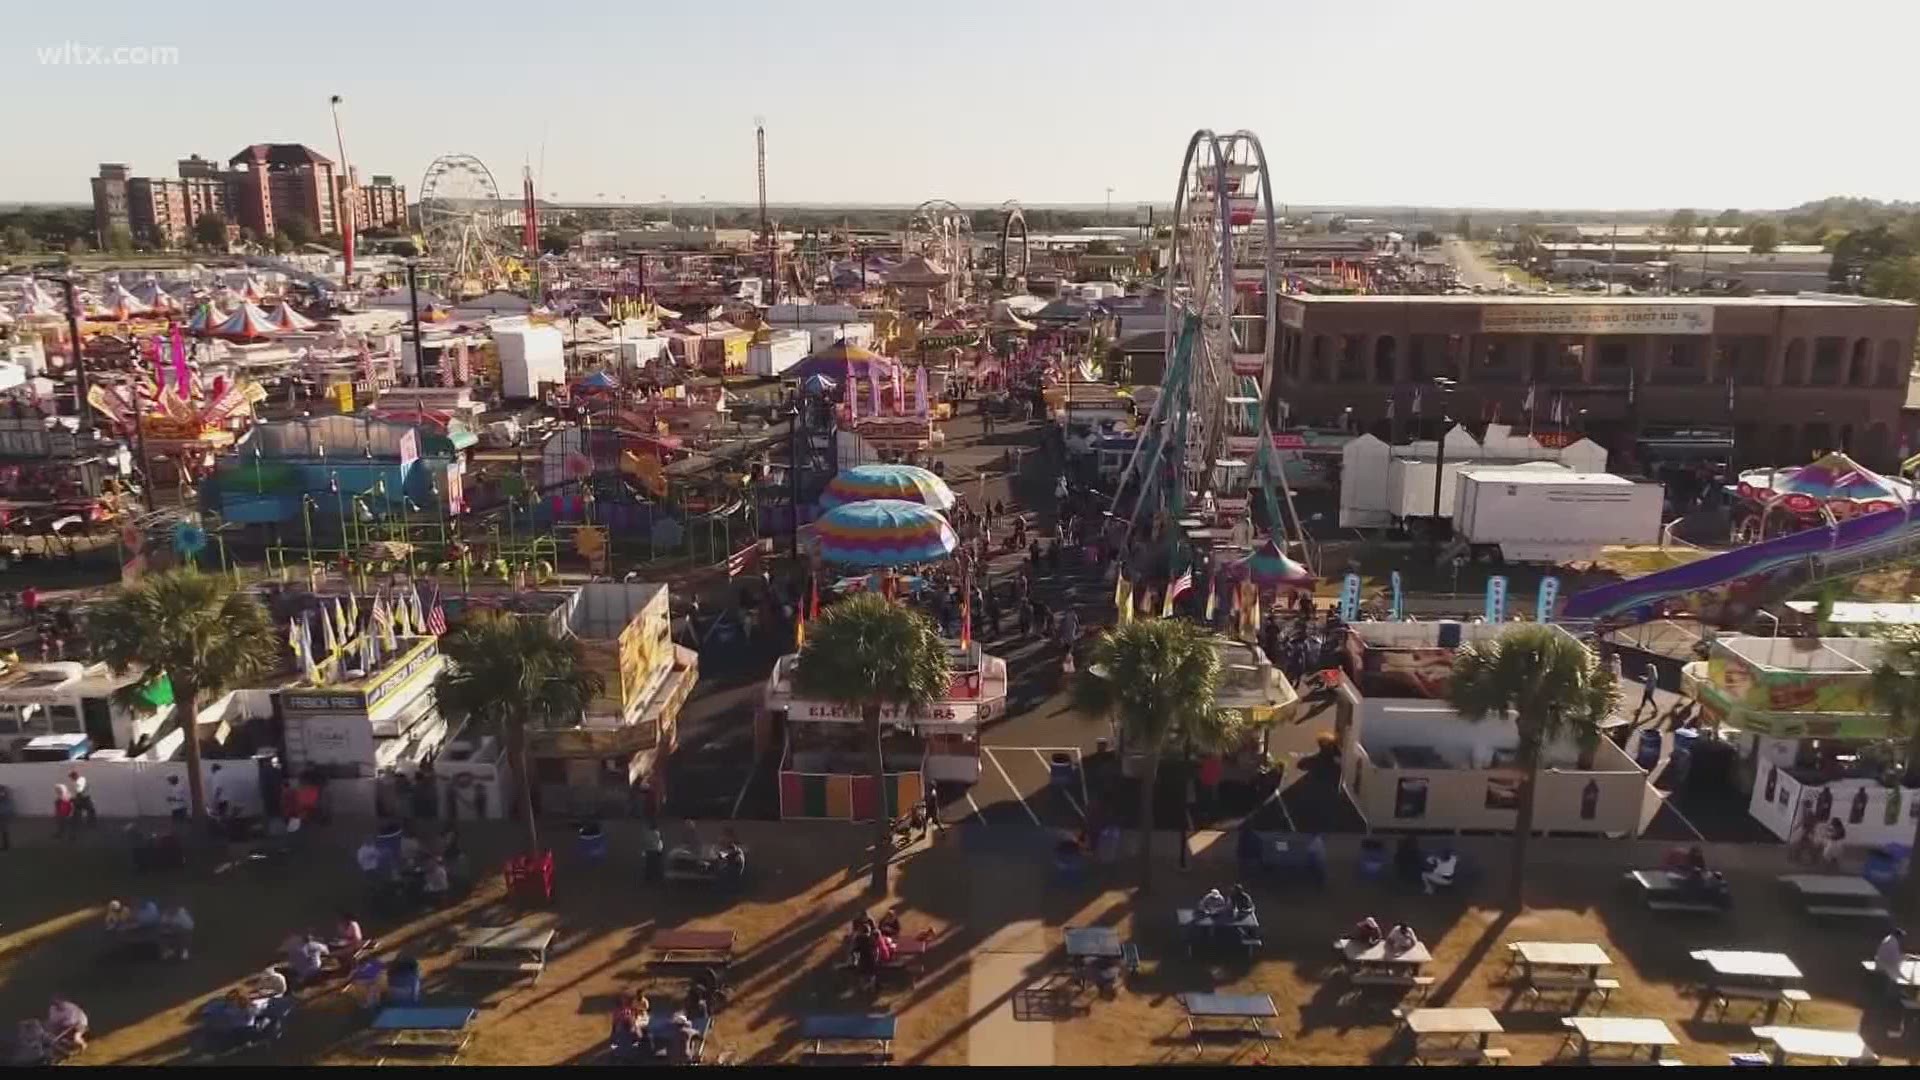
[90,145,403,249]
[1271,293,1920,470]
[226,143,339,238]
[349,174,409,231]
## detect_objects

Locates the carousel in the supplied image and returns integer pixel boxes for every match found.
[1731,452,1917,542]
[763,490,1007,821]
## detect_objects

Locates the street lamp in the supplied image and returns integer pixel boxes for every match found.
[787,405,802,560]
[33,273,91,436]
[1428,377,1457,556]
[404,260,424,385]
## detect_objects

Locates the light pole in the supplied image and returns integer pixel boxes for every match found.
[404,260,425,384]
[787,405,802,560]
[1428,377,1456,557]
[34,274,91,436]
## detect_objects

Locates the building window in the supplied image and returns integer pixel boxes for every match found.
[1811,337,1844,387]
[1879,339,1906,388]
[1782,340,1807,386]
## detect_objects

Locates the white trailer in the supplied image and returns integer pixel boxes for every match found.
[493,324,566,400]
[1452,468,1664,564]
[748,329,810,377]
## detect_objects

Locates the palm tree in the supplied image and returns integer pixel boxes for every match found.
[436,610,604,856]
[91,569,277,822]
[1074,619,1235,894]
[790,592,951,895]
[1447,624,1617,910]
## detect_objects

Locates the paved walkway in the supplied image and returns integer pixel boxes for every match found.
[964,868,1054,1066]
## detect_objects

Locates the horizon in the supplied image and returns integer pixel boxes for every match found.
[4,0,1919,210]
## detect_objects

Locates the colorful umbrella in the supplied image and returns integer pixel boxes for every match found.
[814,498,958,569]
[1244,537,1314,590]
[818,464,956,513]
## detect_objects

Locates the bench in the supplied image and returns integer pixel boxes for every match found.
[1413,1046,1511,1065]
[652,930,735,969]
[1351,971,1434,1001]
[383,1028,470,1050]
[1527,974,1620,1010]
[456,959,545,976]
[1646,899,1723,914]
[1806,905,1892,920]
[1706,985,1809,1022]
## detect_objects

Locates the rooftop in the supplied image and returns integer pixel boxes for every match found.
[1288,291,1911,309]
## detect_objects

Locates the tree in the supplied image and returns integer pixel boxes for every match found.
[540,227,579,256]
[277,213,314,248]
[0,226,32,254]
[1714,208,1744,228]
[1446,625,1616,910]
[436,610,604,856]
[1870,627,1920,917]
[790,592,952,894]
[1864,256,1920,302]
[1074,619,1235,893]
[1665,208,1699,241]
[91,570,278,822]
[1454,215,1473,241]
[193,212,228,250]
[1747,220,1781,254]
[105,224,133,253]
[1414,229,1441,250]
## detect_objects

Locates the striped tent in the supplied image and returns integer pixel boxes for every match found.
[269,301,318,332]
[209,301,282,341]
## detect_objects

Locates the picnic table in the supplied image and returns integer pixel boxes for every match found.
[1507,941,1619,1010]
[1558,1016,1678,1063]
[455,925,556,981]
[1777,874,1891,920]
[370,1006,477,1064]
[1691,950,1808,1021]
[1626,868,1728,913]
[1179,993,1279,1057]
[1750,1025,1867,1065]
[1064,927,1122,959]
[799,1013,895,1062]
[1176,909,1261,955]
[1396,1007,1508,1065]
[651,929,736,968]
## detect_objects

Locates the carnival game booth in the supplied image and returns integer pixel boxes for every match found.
[763,638,1006,819]
[1683,634,1920,851]
[1325,621,1653,837]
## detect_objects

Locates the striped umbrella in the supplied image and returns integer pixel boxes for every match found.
[815,498,958,569]
[1244,537,1314,590]
[818,463,955,512]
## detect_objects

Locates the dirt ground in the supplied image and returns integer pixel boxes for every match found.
[0,819,1911,1066]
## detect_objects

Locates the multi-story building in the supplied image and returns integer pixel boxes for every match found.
[90,164,131,246]
[125,177,188,247]
[227,143,339,239]
[1271,293,1920,471]
[356,174,409,231]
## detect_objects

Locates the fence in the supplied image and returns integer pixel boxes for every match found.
[0,757,264,818]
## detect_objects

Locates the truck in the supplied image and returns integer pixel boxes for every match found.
[1451,468,1663,564]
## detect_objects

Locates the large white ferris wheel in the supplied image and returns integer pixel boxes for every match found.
[1114,129,1310,565]
[905,199,973,307]
[418,153,511,295]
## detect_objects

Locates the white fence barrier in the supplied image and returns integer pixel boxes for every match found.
[0,759,264,818]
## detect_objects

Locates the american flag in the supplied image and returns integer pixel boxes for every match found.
[426,586,448,636]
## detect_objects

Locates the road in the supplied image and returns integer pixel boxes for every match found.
[1443,238,1510,290]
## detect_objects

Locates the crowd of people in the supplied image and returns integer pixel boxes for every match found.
[9,996,87,1065]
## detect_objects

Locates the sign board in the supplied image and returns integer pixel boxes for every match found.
[398,429,419,472]
[1479,304,1713,336]
[1485,575,1509,622]
[332,382,355,414]
[1134,202,1154,227]
[1278,298,1306,329]
[785,698,993,728]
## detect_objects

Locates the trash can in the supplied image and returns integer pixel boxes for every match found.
[576,822,607,863]
[1634,730,1664,772]
[1049,752,1076,790]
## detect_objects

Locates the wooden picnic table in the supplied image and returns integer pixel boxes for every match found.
[1176,908,1261,956]
[1064,927,1122,959]
[799,1012,895,1061]
[652,928,736,967]
[1343,939,1433,967]
[1397,1007,1507,1065]
[1511,941,1612,974]
[1692,949,1802,983]
[1509,941,1618,1011]
[1179,992,1279,1056]
[1559,1016,1677,1062]
[370,1005,478,1064]
[455,926,556,980]
[1778,873,1891,920]
[1751,1025,1866,1065]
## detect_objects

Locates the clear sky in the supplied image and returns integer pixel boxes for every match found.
[5,0,1917,211]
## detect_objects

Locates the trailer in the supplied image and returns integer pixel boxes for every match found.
[1452,468,1663,564]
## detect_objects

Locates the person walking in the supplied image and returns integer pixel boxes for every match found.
[68,771,95,828]
[1636,663,1659,720]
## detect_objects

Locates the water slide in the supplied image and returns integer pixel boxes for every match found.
[1561,502,1920,625]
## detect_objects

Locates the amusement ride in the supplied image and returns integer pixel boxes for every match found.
[417,153,515,298]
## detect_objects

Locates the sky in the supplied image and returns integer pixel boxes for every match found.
[5,0,1919,212]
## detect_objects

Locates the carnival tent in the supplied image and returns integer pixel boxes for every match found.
[269,302,318,332]
[209,301,282,342]
[90,283,152,322]
[887,254,950,287]
[1736,452,1917,517]
[787,339,897,382]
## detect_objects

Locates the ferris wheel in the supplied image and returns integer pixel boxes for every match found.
[1114,130,1311,567]
[418,153,511,296]
[905,199,972,307]
[997,201,1030,289]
